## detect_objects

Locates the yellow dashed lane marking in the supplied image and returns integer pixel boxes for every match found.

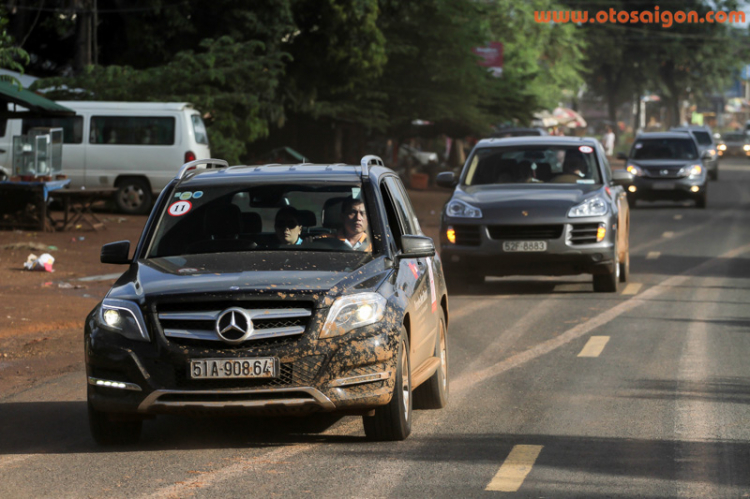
[577,336,610,357]
[674,214,683,220]
[622,283,643,295]
[486,445,543,492]
[663,231,675,238]
[646,251,661,260]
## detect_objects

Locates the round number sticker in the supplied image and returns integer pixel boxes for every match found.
[579,146,593,153]
[192,191,204,199]
[179,192,192,200]
[168,200,192,217]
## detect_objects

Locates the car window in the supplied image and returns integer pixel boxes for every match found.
[90,116,175,145]
[723,133,745,141]
[380,181,405,251]
[191,114,209,145]
[631,138,698,160]
[148,183,373,257]
[464,145,602,186]
[22,116,83,144]
[385,177,421,234]
[692,131,713,146]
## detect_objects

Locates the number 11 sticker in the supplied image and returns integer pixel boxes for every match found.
[168,200,192,216]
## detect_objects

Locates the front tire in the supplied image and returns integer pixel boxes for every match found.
[413,310,449,410]
[593,247,619,293]
[363,332,412,441]
[695,191,707,209]
[115,177,152,215]
[88,399,142,446]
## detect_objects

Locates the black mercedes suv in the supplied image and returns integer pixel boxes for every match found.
[86,156,449,444]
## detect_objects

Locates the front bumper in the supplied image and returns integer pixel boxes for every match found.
[629,175,706,201]
[439,219,616,277]
[85,312,399,417]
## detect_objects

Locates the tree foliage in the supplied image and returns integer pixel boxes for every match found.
[0,6,30,87]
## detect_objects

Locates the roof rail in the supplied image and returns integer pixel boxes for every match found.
[360,155,384,178]
[176,158,229,179]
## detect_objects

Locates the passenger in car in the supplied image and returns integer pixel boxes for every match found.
[274,206,303,246]
[339,197,371,251]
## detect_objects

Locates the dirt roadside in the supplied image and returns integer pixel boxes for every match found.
[0,189,451,397]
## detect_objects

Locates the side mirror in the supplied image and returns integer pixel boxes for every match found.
[436,171,458,189]
[612,169,634,186]
[101,240,131,264]
[616,152,628,160]
[399,235,436,259]
[701,150,712,159]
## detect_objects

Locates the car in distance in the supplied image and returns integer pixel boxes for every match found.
[671,125,719,180]
[86,156,449,444]
[619,131,709,208]
[716,132,750,158]
[491,127,548,138]
[437,136,632,292]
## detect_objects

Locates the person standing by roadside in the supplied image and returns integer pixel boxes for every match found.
[603,126,615,157]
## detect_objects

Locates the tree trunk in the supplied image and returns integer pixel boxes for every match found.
[74,0,93,74]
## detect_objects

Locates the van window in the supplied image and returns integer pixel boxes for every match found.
[90,116,175,145]
[191,114,209,145]
[22,116,83,143]
[0,119,6,137]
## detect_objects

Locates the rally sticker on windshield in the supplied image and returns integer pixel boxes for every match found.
[168,200,192,217]
[579,146,594,153]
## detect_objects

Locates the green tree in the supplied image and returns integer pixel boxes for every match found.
[0,6,30,87]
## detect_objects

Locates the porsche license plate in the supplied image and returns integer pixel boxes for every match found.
[189,358,277,379]
[502,241,547,252]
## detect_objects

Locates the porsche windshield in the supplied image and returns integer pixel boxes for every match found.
[463,145,602,186]
[147,183,374,257]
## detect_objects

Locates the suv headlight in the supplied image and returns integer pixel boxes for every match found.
[97,298,150,342]
[446,199,482,218]
[626,164,644,176]
[568,196,608,218]
[677,164,702,178]
[321,293,387,338]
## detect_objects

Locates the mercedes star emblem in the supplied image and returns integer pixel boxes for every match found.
[215,308,253,344]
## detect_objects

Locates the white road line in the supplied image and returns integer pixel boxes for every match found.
[663,231,675,238]
[486,445,543,492]
[622,283,643,295]
[674,215,683,220]
[450,297,506,320]
[577,336,610,357]
[451,241,750,395]
[646,251,661,260]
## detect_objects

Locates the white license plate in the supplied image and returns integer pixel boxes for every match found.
[189,358,277,379]
[502,241,547,252]
[652,182,676,190]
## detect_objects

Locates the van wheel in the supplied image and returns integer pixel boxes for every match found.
[413,310,449,410]
[116,178,152,215]
[363,331,412,441]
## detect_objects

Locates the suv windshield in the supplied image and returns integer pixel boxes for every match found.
[631,138,699,160]
[464,145,602,186]
[148,183,373,257]
[691,131,713,146]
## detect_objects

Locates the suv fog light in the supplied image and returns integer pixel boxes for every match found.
[596,224,606,242]
[88,376,142,392]
[628,185,637,193]
[446,226,456,244]
[690,186,700,193]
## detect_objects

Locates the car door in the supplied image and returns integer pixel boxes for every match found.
[381,176,438,366]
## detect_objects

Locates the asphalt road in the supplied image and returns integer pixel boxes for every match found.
[2,158,750,498]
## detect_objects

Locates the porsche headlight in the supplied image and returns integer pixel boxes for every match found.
[568,196,608,218]
[626,164,644,176]
[743,145,750,152]
[321,293,387,338]
[677,164,702,178]
[446,199,482,218]
[97,299,150,342]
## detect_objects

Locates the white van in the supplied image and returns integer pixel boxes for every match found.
[0,102,210,214]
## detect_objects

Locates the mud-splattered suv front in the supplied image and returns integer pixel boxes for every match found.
[86,158,450,445]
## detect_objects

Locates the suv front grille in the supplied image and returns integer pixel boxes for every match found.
[487,225,563,240]
[569,223,600,245]
[452,225,481,246]
[155,301,314,347]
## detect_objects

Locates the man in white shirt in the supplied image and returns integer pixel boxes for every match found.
[603,126,615,157]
